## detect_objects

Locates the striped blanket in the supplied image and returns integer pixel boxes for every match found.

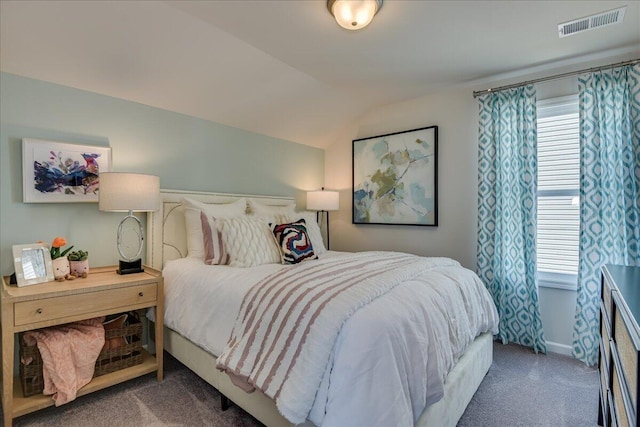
[215,251,462,423]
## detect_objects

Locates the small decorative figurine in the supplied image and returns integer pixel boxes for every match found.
[68,250,89,278]
[50,237,76,281]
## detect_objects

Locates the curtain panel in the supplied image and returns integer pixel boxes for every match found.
[573,64,640,366]
[477,85,546,353]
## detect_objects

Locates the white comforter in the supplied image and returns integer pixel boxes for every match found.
[160,252,499,427]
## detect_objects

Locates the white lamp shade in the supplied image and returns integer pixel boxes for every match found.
[329,0,381,30]
[307,189,339,211]
[99,172,160,212]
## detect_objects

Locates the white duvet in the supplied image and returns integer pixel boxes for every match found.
[160,252,499,427]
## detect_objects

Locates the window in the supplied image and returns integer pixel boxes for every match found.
[536,95,580,289]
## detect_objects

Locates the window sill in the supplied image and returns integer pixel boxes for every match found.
[538,278,577,291]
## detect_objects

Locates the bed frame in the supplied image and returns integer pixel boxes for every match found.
[147,189,493,427]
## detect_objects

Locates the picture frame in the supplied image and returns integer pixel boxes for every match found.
[12,243,54,287]
[353,126,438,226]
[22,138,112,203]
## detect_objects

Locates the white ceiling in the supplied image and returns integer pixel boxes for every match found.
[1,1,639,148]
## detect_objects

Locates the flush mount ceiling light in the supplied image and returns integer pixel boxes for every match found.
[327,0,383,30]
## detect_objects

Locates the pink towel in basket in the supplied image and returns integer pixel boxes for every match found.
[23,317,105,406]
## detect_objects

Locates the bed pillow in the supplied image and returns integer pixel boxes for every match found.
[182,197,247,259]
[271,220,317,264]
[200,212,230,265]
[219,216,282,267]
[286,211,327,255]
[247,199,296,223]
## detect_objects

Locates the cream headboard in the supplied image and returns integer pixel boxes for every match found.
[146,189,296,270]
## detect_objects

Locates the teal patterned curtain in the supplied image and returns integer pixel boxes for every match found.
[573,64,640,366]
[477,85,547,353]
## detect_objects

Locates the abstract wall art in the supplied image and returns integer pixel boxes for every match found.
[352,126,437,226]
[22,139,112,203]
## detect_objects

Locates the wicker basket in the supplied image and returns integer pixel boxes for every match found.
[19,313,143,397]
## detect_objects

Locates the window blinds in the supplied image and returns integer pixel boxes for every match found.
[537,96,580,276]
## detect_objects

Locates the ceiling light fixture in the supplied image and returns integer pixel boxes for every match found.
[327,0,383,31]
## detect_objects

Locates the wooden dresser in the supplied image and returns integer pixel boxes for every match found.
[600,264,640,427]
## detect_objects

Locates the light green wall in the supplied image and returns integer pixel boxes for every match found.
[0,72,324,275]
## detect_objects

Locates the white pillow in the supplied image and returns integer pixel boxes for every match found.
[247,199,296,223]
[219,216,282,267]
[286,211,327,255]
[182,197,247,259]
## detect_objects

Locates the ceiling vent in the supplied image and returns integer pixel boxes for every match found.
[558,6,626,38]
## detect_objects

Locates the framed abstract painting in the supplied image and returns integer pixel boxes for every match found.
[22,139,112,203]
[352,126,438,226]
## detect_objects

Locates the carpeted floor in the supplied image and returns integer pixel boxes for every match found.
[9,342,598,426]
[458,343,599,427]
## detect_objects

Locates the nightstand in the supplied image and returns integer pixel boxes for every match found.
[1,266,164,427]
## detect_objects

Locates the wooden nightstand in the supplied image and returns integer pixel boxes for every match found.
[1,266,164,427]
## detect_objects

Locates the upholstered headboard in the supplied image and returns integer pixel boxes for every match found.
[146,189,296,270]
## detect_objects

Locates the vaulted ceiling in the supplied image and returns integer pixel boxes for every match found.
[1,1,638,148]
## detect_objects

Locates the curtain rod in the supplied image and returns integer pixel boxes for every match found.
[472,58,640,98]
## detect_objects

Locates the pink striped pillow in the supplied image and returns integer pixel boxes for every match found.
[201,212,230,265]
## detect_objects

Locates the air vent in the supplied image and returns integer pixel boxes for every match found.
[558,6,626,38]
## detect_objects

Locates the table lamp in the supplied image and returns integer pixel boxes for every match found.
[307,187,339,250]
[99,172,160,274]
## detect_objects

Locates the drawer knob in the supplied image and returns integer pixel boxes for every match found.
[36,308,42,314]
[138,292,144,297]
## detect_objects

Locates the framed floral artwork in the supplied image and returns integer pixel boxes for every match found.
[22,139,112,203]
[352,126,438,226]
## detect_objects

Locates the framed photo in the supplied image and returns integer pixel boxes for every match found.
[12,243,54,287]
[22,139,112,203]
[353,126,438,226]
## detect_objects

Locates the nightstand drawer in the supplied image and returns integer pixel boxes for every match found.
[603,274,614,328]
[612,357,631,427]
[600,385,610,427]
[609,390,618,427]
[14,283,157,327]
[601,341,610,391]
[614,302,639,407]
[602,301,612,364]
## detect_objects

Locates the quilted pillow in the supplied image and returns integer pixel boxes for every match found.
[285,211,327,255]
[219,216,282,267]
[182,197,247,259]
[271,220,317,264]
[200,212,230,265]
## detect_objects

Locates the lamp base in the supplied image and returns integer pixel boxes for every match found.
[117,259,143,275]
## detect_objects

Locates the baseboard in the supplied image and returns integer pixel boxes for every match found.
[546,341,572,356]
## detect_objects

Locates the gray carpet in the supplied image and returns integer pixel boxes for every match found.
[458,343,599,427]
[9,342,598,426]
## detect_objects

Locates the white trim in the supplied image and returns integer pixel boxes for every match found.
[545,341,573,356]
[538,279,577,291]
[538,270,578,291]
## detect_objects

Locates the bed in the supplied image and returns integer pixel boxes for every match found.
[146,189,499,427]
